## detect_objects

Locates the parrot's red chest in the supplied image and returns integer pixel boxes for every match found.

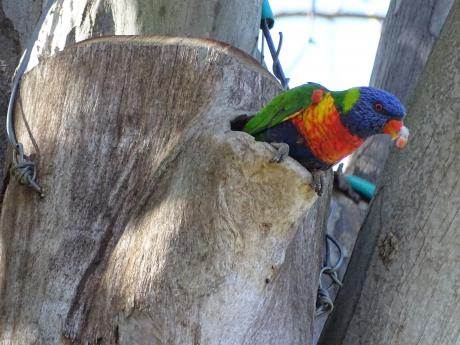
[289,94,364,165]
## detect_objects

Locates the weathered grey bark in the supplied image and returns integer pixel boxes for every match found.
[346,0,454,183]
[2,0,261,72]
[319,2,460,344]
[0,2,20,191]
[0,3,20,117]
[1,2,334,343]
[0,36,328,345]
[316,0,455,339]
[0,0,262,194]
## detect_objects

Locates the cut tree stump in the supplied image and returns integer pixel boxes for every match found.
[0,36,328,345]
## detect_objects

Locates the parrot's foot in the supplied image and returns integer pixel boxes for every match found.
[311,169,326,196]
[270,142,290,163]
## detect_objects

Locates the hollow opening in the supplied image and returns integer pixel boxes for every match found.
[229,114,252,131]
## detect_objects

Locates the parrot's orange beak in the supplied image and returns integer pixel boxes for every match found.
[384,119,409,149]
[383,119,403,140]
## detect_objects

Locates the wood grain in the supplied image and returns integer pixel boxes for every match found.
[0,36,326,345]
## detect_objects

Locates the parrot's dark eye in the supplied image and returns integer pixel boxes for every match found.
[374,102,384,112]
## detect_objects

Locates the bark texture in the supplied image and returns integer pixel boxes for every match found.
[319,2,460,344]
[346,0,454,183]
[317,0,455,340]
[0,36,327,345]
[2,0,261,72]
[0,0,262,198]
[0,2,20,190]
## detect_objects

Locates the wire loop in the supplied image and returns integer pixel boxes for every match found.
[260,19,290,90]
[6,0,56,196]
[10,144,44,197]
[316,234,344,317]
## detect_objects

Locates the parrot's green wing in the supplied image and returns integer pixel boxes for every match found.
[243,83,325,135]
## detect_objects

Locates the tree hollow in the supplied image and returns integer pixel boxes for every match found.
[0,36,326,345]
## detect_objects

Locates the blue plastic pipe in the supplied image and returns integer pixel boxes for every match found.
[261,0,275,29]
[346,175,376,201]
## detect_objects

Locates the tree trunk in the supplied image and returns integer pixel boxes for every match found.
[1,1,334,343]
[0,35,329,345]
[316,0,455,339]
[0,0,262,184]
[0,2,21,190]
[2,0,262,71]
[345,0,454,183]
[319,2,460,344]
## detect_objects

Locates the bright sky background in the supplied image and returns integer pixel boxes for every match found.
[262,0,391,90]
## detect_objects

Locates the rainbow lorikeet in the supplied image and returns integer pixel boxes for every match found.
[232,83,409,195]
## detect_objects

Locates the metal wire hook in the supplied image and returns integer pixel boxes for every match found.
[324,234,344,271]
[260,19,290,90]
[272,32,283,75]
[5,0,56,197]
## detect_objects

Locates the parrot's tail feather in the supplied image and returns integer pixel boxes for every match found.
[230,114,253,131]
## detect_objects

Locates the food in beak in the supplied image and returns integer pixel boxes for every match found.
[395,125,409,149]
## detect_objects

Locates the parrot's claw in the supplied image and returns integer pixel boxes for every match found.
[311,169,326,196]
[270,142,290,163]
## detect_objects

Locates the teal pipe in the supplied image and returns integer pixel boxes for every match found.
[346,175,376,201]
[261,0,274,29]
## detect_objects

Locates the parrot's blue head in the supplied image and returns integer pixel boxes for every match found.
[340,87,406,139]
